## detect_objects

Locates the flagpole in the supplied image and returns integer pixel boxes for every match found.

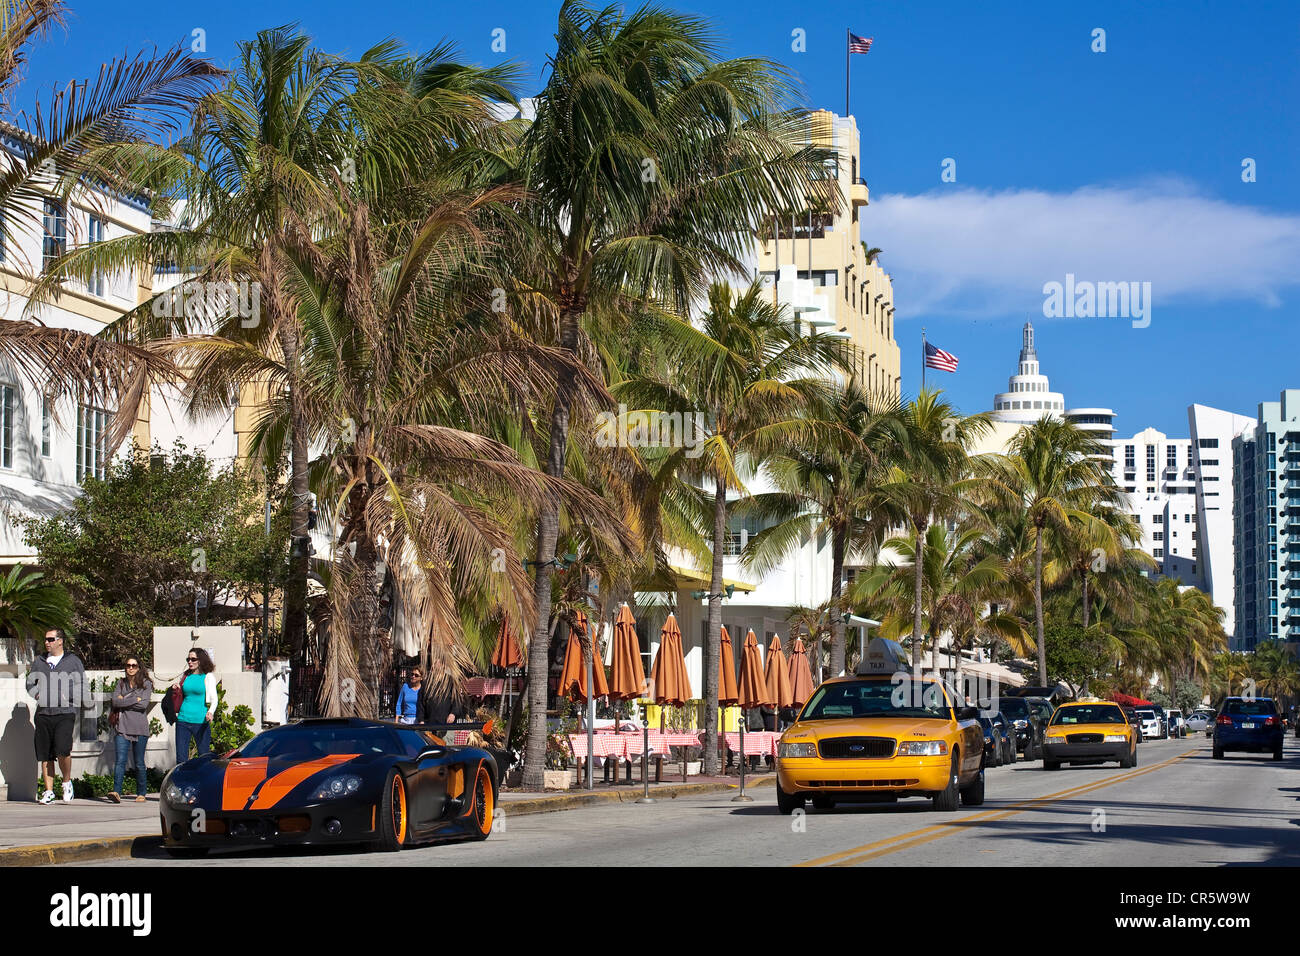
[845,29,851,117]
[921,327,927,393]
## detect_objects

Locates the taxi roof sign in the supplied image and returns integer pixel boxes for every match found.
[855,637,908,676]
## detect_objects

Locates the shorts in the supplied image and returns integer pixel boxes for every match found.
[35,712,76,762]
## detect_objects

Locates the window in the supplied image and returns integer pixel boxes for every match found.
[1167,446,1177,467]
[42,199,66,271]
[76,404,109,481]
[0,383,14,468]
[1199,438,1219,448]
[87,214,106,296]
[1147,445,1156,481]
[1185,513,1190,522]
[41,395,50,457]
[1200,459,1219,466]
[1125,445,1135,466]
[1154,532,1164,541]
[1154,548,1163,558]
[1153,515,1164,524]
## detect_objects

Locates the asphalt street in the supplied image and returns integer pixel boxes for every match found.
[93,733,1300,866]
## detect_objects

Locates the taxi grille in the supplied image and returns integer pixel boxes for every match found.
[807,779,919,788]
[1067,733,1103,744]
[817,736,896,759]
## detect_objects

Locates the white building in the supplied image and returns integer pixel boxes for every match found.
[990,323,1066,423]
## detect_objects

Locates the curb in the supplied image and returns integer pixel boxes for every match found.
[0,777,774,865]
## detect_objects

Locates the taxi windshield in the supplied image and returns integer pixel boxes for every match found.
[1051,705,1125,725]
[800,678,951,721]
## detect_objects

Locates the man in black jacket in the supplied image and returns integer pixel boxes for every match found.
[25,629,88,804]
[417,682,460,725]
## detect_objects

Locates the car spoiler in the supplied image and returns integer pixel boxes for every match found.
[412,720,496,737]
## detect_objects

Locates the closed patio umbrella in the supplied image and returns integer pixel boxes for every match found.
[789,638,816,711]
[608,603,646,702]
[765,635,793,715]
[734,630,772,801]
[558,610,609,703]
[490,619,524,671]
[650,613,692,724]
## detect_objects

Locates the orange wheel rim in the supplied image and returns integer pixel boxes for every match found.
[474,768,493,834]
[391,776,407,844]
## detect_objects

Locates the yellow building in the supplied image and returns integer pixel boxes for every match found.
[755,109,901,401]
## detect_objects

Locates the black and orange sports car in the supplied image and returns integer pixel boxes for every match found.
[160,718,501,856]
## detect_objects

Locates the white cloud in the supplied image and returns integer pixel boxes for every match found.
[865,182,1300,316]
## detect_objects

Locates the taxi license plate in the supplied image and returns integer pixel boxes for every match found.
[1242,722,1255,729]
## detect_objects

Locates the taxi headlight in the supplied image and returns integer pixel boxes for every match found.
[1046,734,1069,744]
[896,740,947,756]
[1103,735,1128,742]
[778,741,818,758]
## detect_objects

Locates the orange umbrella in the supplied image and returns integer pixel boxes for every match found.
[557,611,609,702]
[789,638,816,709]
[764,635,793,710]
[490,619,524,670]
[737,629,772,709]
[608,604,646,701]
[717,625,739,706]
[650,613,692,706]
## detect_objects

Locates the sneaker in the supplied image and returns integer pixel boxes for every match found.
[106,791,120,804]
[135,795,147,803]
[61,782,73,803]
[39,790,55,805]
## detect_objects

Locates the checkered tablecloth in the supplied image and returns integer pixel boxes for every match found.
[567,733,629,759]
[718,731,779,757]
[450,731,472,746]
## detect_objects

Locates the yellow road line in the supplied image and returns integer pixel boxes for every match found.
[796,748,1196,867]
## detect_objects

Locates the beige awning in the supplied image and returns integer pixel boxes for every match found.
[668,564,757,594]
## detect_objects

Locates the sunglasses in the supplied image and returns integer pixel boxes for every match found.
[45,637,60,643]
[126,663,140,669]
[186,657,199,663]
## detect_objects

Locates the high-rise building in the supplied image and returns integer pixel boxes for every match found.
[1232,390,1300,651]
[990,322,1066,424]
[755,109,901,400]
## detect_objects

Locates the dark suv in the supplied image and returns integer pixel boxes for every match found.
[1213,697,1284,761]
[998,696,1048,758]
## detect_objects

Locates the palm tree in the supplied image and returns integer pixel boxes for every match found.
[852,522,1027,680]
[509,1,838,790]
[984,417,1119,684]
[616,280,845,774]
[0,564,72,644]
[860,242,882,265]
[0,0,219,441]
[741,376,903,676]
[1052,506,1148,628]
[871,391,991,672]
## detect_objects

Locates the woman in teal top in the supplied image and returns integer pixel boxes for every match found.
[172,647,217,763]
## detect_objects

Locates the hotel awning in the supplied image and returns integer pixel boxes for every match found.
[668,564,758,594]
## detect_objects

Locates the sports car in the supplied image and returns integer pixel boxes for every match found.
[160,718,500,856]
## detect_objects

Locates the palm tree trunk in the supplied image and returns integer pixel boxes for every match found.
[703,474,726,776]
[1081,570,1090,630]
[829,529,846,677]
[281,324,310,660]
[912,520,926,674]
[522,307,582,791]
[1035,525,1047,684]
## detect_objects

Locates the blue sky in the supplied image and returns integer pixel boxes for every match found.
[25,0,1300,436]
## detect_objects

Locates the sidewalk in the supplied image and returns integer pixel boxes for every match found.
[0,774,775,865]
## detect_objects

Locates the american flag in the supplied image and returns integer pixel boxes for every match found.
[849,33,874,54]
[924,342,958,372]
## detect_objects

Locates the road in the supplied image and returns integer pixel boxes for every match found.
[96,734,1300,866]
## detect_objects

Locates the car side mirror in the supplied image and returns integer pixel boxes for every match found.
[957,706,980,721]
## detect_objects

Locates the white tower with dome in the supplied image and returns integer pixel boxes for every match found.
[991,322,1066,423]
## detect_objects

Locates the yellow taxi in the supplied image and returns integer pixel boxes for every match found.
[776,638,985,813]
[1040,700,1138,770]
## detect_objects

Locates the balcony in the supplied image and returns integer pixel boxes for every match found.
[851,176,869,207]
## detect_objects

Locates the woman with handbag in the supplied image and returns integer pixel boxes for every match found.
[108,657,153,803]
[172,647,216,763]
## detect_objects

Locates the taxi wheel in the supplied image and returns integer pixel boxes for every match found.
[1043,759,1060,771]
[776,783,805,815]
[932,756,960,812]
[811,795,835,810]
[959,767,985,807]
[1212,744,1224,760]
[1120,747,1135,768]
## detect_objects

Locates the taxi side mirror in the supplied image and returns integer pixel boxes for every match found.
[956,706,980,721]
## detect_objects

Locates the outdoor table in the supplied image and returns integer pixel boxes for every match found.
[449,730,473,746]
[718,731,780,757]
[567,733,629,785]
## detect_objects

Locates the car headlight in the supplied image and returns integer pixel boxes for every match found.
[1103,735,1128,742]
[1046,734,1068,744]
[896,740,948,756]
[778,741,818,758]
[1014,719,1028,728]
[164,782,199,808]
[311,775,363,801]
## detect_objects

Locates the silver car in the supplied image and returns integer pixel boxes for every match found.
[1187,710,1215,734]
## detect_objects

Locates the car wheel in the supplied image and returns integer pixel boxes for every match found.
[960,767,985,807]
[1024,736,1037,761]
[811,795,835,810]
[1273,744,1284,762]
[470,764,495,840]
[377,769,408,851]
[776,782,805,815]
[932,756,961,812]
[1007,742,1016,765]
[1043,759,1060,771]
[1212,744,1224,760]
[1120,747,1135,769]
